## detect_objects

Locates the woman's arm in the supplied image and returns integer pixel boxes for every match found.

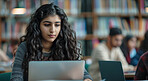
[84,69,93,81]
[11,42,27,81]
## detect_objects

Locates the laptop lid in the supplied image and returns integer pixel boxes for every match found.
[99,61,125,81]
[29,61,85,81]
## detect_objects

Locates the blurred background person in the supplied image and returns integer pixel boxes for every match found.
[134,51,148,80]
[120,34,137,66]
[6,39,19,60]
[89,28,135,81]
[131,30,148,66]
[0,49,9,62]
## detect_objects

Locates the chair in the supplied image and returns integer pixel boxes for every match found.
[0,72,11,81]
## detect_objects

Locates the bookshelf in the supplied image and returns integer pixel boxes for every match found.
[0,0,148,56]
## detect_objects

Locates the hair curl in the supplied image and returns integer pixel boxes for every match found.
[19,3,81,79]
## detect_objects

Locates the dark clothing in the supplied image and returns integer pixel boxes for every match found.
[134,51,148,80]
[126,52,131,64]
[11,42,92,81]
[120,46,138,66]
[131,50,146,66]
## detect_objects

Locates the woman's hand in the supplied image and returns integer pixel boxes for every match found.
[84,79,92,81]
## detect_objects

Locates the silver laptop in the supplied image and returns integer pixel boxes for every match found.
[99,61,125,81]
[28,61,85,81]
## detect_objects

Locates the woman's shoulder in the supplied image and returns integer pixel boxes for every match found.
[18,41,27,50]
[19,41,27,46]
[140,51,148,61]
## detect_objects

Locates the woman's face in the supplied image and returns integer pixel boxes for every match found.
[128,37,137,50]
[40,15,61,43]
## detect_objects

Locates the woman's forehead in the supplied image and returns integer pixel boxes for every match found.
[41,15,61,23]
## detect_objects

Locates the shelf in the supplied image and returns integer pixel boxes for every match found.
[79,12,94,17]
[0,12,94,18]
[77,34,98,40]
[95,13,139,17]
[0,15,30,19]
[0,16,7,18]
[0,13,140,18]
[141,14,148,17]
[1,38,19,42]
[67,12,94,17]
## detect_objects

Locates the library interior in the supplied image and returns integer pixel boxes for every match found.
[0,0,148,81]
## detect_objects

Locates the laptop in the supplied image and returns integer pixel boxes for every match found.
[28,61,85,81]
[99,61,125,81]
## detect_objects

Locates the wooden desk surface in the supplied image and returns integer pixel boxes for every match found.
[0,62,12,74]
[124,72,135,80]
[0,69,12,73]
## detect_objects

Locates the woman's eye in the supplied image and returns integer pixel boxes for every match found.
[55,24,60,27]
[44,24,50,26]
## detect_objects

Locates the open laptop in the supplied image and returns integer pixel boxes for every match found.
[28,61,85,81]
[99,61,125,81]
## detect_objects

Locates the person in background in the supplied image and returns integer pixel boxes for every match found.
[134,51,148,80]
[0,49,9,62]
[89,28,135,81]
[12,43,18,63]
[6,39,19,60]
[11,3,92,81]
[120,34,137,66]
[131,30,148,66]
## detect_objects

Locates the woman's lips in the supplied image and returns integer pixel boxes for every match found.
[48,35,56,38]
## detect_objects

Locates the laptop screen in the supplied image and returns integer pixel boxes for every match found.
[28,61,85,81]
[99,61,125,81]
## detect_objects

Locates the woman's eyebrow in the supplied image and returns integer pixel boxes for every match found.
[43,21,51,23]
[43,21,61,23]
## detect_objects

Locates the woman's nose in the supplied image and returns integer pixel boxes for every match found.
[49,24,55,33]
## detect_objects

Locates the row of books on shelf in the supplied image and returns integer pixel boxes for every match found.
[0,0,92,16]
[70,17,148,38]
[68,17,92,38]
[94,17,148,37]
[1,20,26,39]
[94,0,138,14]
[0,16,147,40]
[1,17,148,40]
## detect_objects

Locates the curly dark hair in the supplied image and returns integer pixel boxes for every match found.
[139,30,148,52]
[19,3,81,79]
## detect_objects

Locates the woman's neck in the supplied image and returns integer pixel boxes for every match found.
[42,40,52,53]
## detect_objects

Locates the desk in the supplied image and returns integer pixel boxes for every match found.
[124,72,135,80]
[0,62,12,73]
[0,69,12,73]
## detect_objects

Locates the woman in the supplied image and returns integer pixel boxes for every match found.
[132,30,148,66]
[120,34,137,66]
[11,3,92,81]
